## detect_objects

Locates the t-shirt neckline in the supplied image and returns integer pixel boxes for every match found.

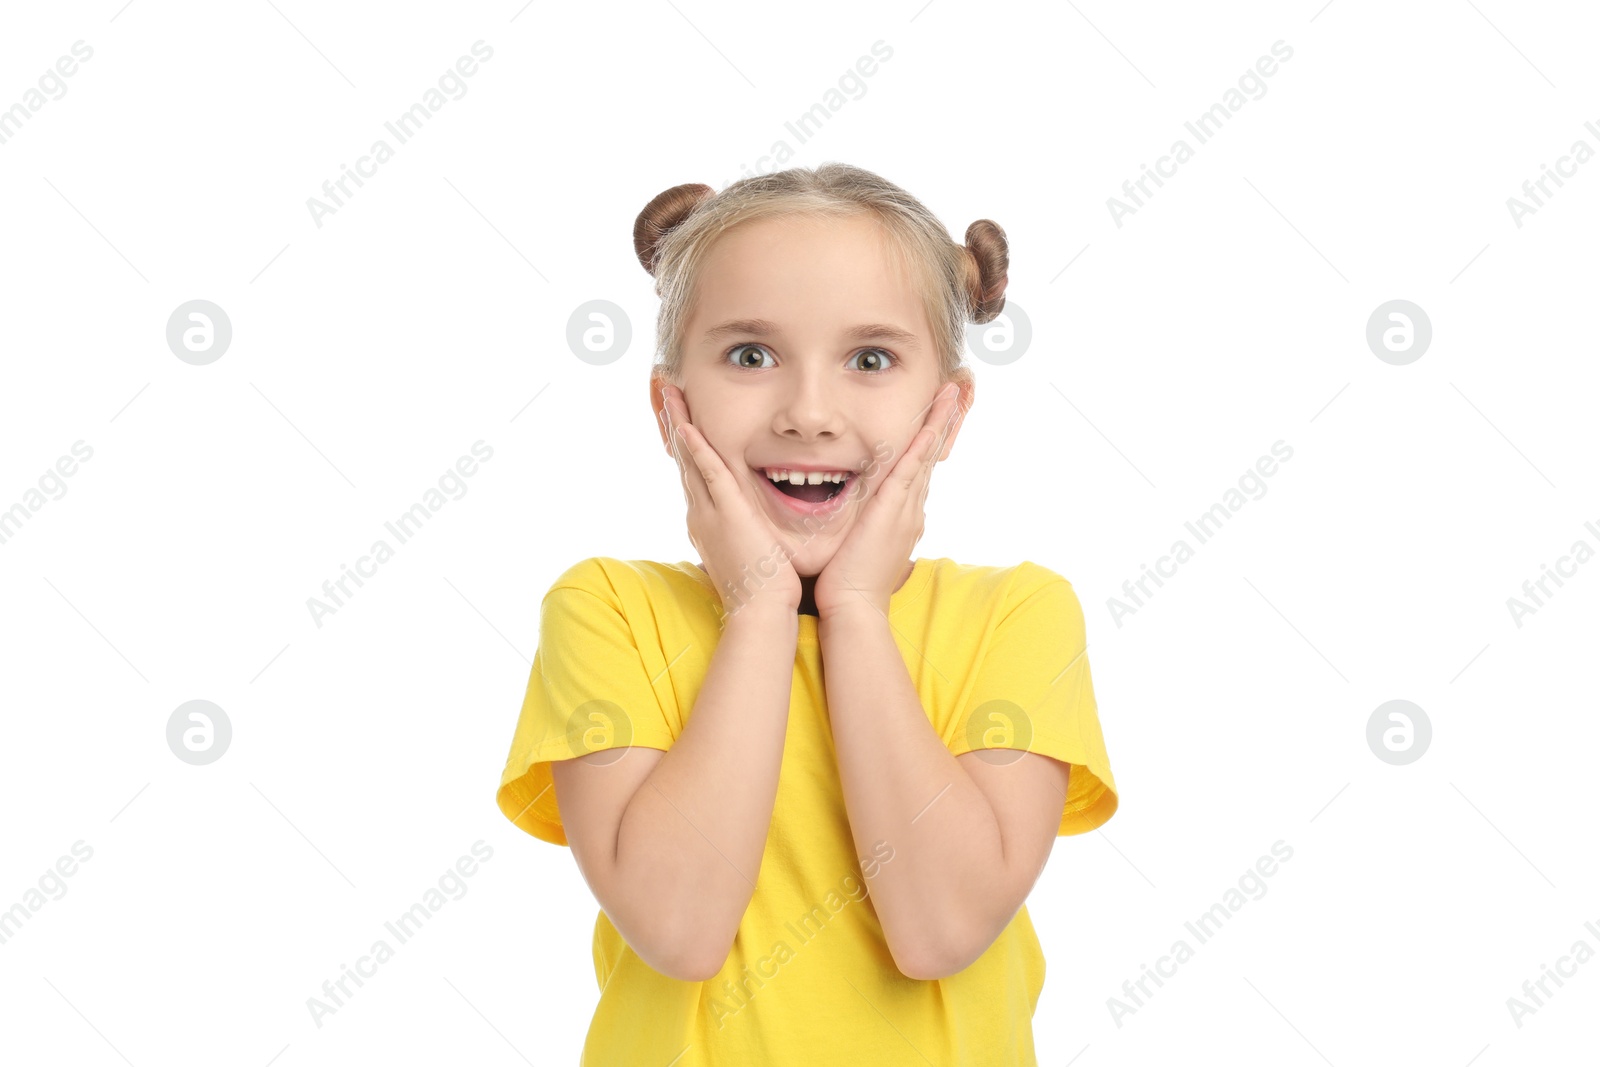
[679,557,933,641]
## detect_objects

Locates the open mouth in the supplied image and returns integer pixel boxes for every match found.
[772,479,847,503]
[758,468,855,506]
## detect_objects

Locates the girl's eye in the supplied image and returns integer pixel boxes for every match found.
[849,348,896,373]
[728,343,775,369]
[724,344,897,373]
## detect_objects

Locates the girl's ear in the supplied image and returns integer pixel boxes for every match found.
[633,183,716,276]
[938,371,976,463]
[650,373,673,456]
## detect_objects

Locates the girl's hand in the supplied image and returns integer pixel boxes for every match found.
[661,383,803,618]
[814,382,963,622]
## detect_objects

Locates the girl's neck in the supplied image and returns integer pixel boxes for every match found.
[797,574,819,616]
[797,560,914,616]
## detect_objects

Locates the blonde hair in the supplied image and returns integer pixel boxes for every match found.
[633,162,1008,389]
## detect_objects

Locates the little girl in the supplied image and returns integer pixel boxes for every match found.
[496,163,1118,1065]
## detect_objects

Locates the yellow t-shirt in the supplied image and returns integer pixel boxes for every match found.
[496,556,1118,1066]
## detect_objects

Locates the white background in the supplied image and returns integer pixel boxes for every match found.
[1,1,1596,1064]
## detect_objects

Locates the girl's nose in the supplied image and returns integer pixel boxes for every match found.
[773,375,847,436]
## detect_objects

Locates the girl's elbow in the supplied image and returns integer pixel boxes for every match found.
[656,927,733,983]
[891,936,961,981]
[892,923,985,981]
[894,951,955,981]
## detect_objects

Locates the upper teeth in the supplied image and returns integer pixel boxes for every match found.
[765,468,849,485]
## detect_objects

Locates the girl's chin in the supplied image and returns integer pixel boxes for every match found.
[787,556,832,580]
[778,544,838,579]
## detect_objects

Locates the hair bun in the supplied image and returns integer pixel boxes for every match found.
[634,183,716,277]
[963,219,1009,324]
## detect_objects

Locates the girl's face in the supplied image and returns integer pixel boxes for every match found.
[652,211,971,578]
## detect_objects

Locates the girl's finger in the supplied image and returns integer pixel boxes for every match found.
[918,423,944,499]
[908,396,956,480]
[667,392,736,512]
[928,404,958,473]
[911,395,959,508]
[677,419,737,511]
[885,424,934,495]
[668,389,754,518]
[664,401,705,511]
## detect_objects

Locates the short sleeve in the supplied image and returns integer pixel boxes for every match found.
[948,567,1118,836]
[495,559,679,846]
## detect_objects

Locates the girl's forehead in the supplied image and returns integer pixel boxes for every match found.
[715,211,897,257]
[698,224,923,305]
[688,288,930,347]
[683,213,937,350]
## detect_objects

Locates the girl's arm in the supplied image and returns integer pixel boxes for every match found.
[551,603,799,982]
[819,604,1070,981]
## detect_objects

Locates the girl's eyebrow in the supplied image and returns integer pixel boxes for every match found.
[703,317,920,347]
